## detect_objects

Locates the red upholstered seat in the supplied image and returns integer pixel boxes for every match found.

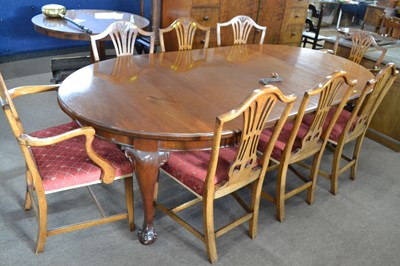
[257,121,310,161]
[162,146,238,195]
[30,121,133,193]
[302,107,357,142]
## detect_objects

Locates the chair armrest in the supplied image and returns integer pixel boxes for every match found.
[18,126,116,184]
[9,84,59,99]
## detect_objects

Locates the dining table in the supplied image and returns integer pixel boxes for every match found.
[57,44,373,245]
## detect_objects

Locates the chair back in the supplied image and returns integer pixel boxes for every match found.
[283,71,357,162]
[303,4,325,49]
[1,74,30,137]
[346,63,397,140]
[333,30,387,68]
[216,15,267,46]
[380,16,400,39]
[205,86,295,197]
[159,17,210,52]
[90,21,155,61]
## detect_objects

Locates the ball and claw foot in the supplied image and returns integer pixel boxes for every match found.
[137,226,157,245]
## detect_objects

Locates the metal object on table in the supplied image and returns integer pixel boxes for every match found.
[259,73,283,85]
[42,4,93,34]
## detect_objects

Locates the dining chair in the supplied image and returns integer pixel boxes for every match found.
[155,86,296,263]
[380,16,400,39]
[216,15,267,46]
[330,30,387,70]
[0,73,134,253]
[257,70,357,222]
[302,4,326,49]
[302,63,397,195]
[361,5,386,33]
[90,20,155,61]
[159,17,210,52]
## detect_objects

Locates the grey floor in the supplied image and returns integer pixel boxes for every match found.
[0,49,399,266]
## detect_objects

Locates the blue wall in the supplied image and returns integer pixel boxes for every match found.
[0,0,151,57]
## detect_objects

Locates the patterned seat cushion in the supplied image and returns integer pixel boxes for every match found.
[161,146,238,195]
[257,121,310,161]
[30,121,133,193]
[302,107,356,142]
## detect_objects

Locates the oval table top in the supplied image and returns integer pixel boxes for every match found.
[32,9,150,41]
[58,44,374,150]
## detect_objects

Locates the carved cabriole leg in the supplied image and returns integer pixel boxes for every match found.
[125,145,168,245]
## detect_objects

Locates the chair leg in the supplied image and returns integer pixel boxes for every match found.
[124,177,135,231]
[276,163,289,222]
[330,142,345,195]
[35,193,48,254]
[350,135,365,180]
[25,170,32,210]
[307,153,322,205]
[249,179,261,239]
[153,172,161,218]
[203,198,217,263]
[24,189,32,211]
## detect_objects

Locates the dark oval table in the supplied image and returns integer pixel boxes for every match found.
[58,44,373,245]
[32,9,149,41]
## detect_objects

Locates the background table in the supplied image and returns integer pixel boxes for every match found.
[32,9,149,41]
[32,9,150,82]
[58,44,373,245]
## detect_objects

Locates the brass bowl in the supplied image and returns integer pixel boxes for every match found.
[42,4,67,18]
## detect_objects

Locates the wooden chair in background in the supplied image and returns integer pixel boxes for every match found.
[216,15,267,46]
[159,17,210,52]
[380,16,400,38]
[0,74,135,253]
[302,4,326,49]
[90,20,155,61]
[303,63,397,194]
[331,30,387,70]
[257,71,357,222]
[153,87,296,263]
[361,5,386,33]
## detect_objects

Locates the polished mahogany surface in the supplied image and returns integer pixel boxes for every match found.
[58,44,373,245]
[32,9,149,41]
[58,44,373,148]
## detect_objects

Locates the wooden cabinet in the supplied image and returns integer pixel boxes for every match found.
[161,0,220,51]
[279,0,309,45]
[160,0,308,50]
[257,0,308,45]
